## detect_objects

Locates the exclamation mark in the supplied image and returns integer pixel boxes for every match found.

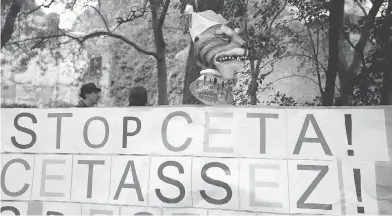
[354,169,365,213]
[345,114,354,156]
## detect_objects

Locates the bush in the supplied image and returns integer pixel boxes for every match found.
[48,101,75,108]
[1,101,75,108]
[1,103,38,108]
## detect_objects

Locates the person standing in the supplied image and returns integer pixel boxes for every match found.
[128,86,148,106]
[75,83,101,108]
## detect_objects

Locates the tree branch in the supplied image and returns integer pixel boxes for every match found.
[31,38,47,49]
[316,24,324,94]
[254,0,288,46]
[7,31,159,59]
[253,0,288,74]
[255,42,272,75]
[159,0,171,27]
[305,21,324,94]
[342,31,356,49]
[97,0,102,10]
[22,0,55,15]
[114,6,148,31]
[90,5,110,32]
[268,0,288,30]
[1,0,26,48]
[79,31,159,58]
[342,31,368,80]
[258,53,328,74]
[349,0,383,72]
[268,75,322,92]
[260,70,274,79]
[355,0,368,16]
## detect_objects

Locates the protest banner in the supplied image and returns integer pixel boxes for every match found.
[1,107,391,216]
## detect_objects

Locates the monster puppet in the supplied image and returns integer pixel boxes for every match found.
[185,5,248,105]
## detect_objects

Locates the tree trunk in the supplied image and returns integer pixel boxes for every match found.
[156,56,169,105]
[1,0,25,48]
[241,2,258,106]
[248,0,286,105]
[380,0,392,105]
[338,0,383,105]
[151,0,169,105]
[381,63,392,105]
[249,63,258,105]
[153,28,169,105]
[182,0,225,104]
[323,0,344,106]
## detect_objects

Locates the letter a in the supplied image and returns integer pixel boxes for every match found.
[114,161,144,201]
[293,114,332,156]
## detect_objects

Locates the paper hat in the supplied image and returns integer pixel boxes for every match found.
[185,5,228,41]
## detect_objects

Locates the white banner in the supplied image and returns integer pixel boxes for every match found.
[1,107,391,215]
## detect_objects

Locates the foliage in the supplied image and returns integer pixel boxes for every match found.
[223,0,317,105]
[1,0,87,99]
[2,0,185,105]
[99,1,188,106]
[261,91,324,106]
[265,91,299,106]
[358,2,392,105]
[1,0,390,107]
[222,0,288,104]
[339,0,392,105]
[224,0,390,106]
[1,103,38,108]
[48,101,75,108]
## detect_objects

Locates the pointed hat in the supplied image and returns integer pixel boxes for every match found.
[185,5,228,42]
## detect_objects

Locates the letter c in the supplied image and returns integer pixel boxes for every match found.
[161,111,193,152]
[1,158,31,197]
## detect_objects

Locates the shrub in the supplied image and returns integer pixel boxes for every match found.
[1,103,38,108]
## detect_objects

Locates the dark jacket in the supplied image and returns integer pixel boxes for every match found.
[75,100,89,108]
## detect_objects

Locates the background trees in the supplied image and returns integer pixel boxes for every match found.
[2,0,176,105]
[1,0,391,107]
[224,0,390,106]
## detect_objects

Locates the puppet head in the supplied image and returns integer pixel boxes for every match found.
[186,6,248,105]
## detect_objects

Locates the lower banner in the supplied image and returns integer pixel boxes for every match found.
[0,154,381,215]
[1,107,391,215]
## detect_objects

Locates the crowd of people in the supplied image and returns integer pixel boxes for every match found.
[75,83,148,108]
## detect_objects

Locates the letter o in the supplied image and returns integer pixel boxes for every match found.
[83,117,109,148]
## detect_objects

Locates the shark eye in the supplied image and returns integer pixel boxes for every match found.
[194,36,199,42]
[221,34,232,43]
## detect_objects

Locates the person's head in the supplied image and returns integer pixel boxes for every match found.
[79,83,101,106]
[129,86,148,106]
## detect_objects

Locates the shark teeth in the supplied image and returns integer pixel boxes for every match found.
[216,55,247,63]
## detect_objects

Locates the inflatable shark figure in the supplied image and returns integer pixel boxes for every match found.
[185,5,248,105]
